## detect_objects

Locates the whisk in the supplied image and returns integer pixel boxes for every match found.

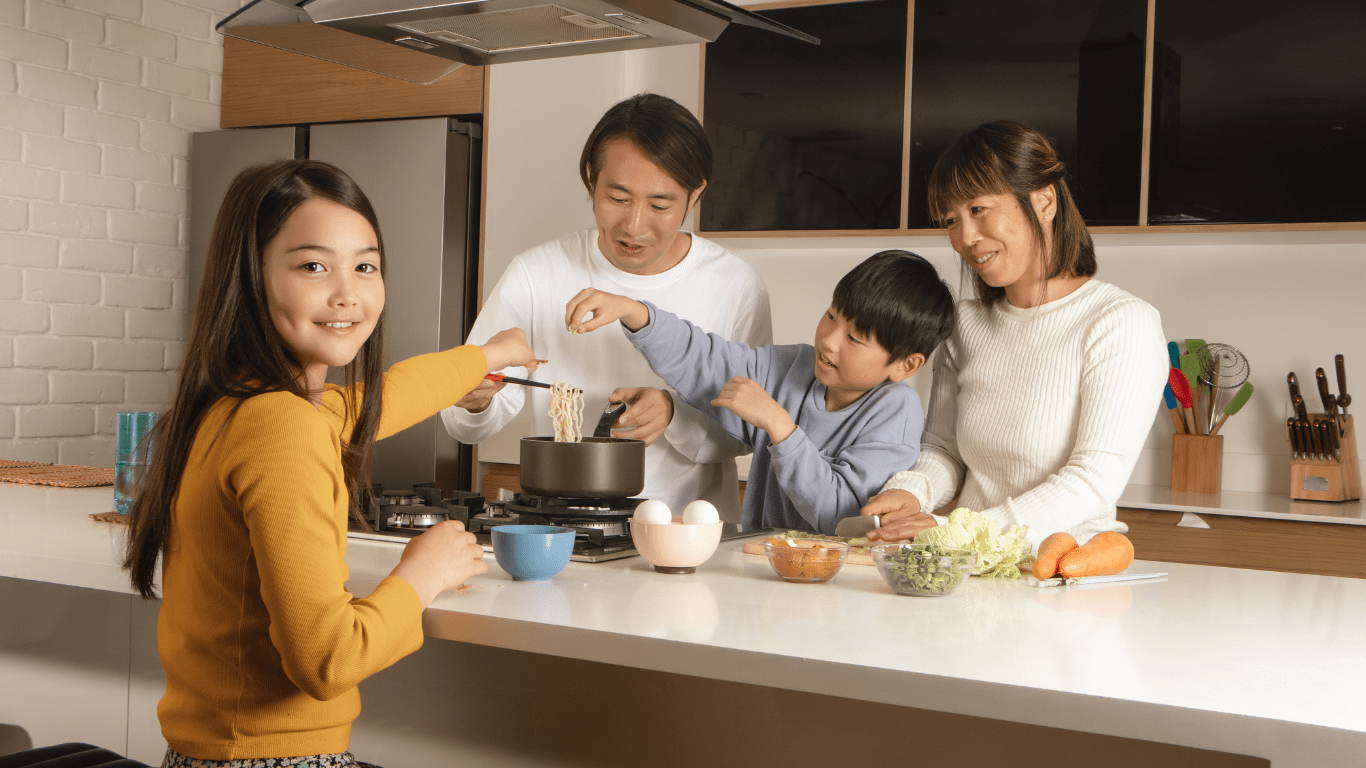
[1196,343,1251,433]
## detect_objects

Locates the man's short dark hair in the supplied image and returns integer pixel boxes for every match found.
[580,93,712,196]
[831,250,955,362]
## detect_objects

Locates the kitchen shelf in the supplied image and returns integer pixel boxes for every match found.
[1120,483,1366,526]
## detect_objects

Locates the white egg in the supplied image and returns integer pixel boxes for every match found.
[682,499,720,525]
[632,499,673,525]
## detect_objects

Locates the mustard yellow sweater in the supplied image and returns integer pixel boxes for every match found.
[157,346,486,760]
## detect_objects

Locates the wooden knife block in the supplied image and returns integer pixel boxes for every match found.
[1172,434,1223,494]
[1290,414,1362,502]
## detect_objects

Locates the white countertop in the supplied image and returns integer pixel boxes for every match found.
[1120,483,1366,524]
[4,483,1364,767]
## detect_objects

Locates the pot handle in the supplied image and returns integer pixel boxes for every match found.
[592,401,629,438]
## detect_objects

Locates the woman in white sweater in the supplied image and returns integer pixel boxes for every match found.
[863,121,1167,550]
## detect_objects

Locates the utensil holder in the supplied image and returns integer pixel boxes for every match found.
[1290,414,1361,502]
[1171,434,1223,494]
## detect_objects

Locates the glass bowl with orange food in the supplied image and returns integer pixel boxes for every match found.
[762,536,850,584]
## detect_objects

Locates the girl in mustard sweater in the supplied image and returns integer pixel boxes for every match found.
[122,160,534,767]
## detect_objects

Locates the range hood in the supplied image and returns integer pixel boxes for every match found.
[218,0,818,84]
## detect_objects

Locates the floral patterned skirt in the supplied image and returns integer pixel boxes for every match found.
[162,749,380,768]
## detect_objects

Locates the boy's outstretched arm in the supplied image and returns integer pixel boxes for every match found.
[710,376,796,445]
[565,288,650,334]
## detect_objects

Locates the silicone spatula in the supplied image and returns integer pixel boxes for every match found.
[1167,341,1181,370]
[1163,383,1185,434]
[1168,368,1197,436]
[1209,382,1253,437]
[1178,354,1205,433]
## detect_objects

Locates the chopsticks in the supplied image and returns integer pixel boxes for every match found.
[484,373,552,389]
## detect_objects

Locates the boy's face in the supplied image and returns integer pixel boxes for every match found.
[813,306,921,410]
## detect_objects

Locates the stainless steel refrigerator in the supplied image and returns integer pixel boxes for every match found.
[188,117,482,493]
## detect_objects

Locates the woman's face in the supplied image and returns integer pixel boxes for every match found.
[942,188,1055,305]
[262,197,384,393]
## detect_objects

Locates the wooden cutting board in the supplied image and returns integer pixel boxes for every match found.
[742,538,876,566]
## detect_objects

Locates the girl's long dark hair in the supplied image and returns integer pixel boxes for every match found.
[123,160,387,599]
[927,121,1096,308]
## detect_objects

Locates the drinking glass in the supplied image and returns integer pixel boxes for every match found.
[115,411,159,514]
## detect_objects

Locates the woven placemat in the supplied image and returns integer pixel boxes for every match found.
[91,511,130,525]
[0,459,53,469]
[0,464,116,487]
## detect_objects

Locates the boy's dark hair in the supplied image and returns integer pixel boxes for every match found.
[831,250,955,362]
[580,92,712,197]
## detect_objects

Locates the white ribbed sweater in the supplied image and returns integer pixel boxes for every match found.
[882,279,1168,550]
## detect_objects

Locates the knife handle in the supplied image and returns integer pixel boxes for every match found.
[1288,417,1299,458]
[1336,354,1351,411]
[1288,372,1301,405]
[1316,368,1332,413]
[1293,394,1308,422]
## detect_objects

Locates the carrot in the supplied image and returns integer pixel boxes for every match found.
[1031,532,1078,580]
[1057,532,1134,578]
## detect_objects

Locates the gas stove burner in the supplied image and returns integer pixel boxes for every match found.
[379,490,423,506]
[383,503,450,530]
[506,492,642,519]
[556,518,630,538]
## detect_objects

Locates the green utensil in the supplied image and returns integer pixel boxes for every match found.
[1209,382,1253,436]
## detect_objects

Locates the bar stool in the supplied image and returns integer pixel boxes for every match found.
[0,743,151,768]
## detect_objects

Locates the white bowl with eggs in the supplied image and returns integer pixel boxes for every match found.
[630,500,724,574]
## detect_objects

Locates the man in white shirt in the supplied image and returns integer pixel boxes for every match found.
[441,93,772,521]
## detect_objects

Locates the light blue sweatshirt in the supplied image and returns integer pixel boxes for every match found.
[626,303,924,534]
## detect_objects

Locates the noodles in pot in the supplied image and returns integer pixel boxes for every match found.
[549,382,584,442]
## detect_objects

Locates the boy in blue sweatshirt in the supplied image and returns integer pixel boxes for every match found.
[566,251,954,534]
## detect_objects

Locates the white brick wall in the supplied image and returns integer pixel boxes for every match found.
[1,0,233,467]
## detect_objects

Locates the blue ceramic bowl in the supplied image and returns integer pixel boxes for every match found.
[491,525,576,582]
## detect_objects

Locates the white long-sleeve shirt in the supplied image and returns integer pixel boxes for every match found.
[440,229,772,520]
[881,279,1167,550]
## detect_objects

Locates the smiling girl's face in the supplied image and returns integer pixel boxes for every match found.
[262,196,385,395]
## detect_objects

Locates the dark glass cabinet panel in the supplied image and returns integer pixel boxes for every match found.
[909,0,1148,228]
[701,0,907,231]
[1150,1,1366,224]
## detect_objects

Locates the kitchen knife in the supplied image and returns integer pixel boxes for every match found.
[834,515,880,539]
[1316,368,1333,413]
[1288,417,1300,459]
[1308,419,1323,459]
[592,401,629,438]
[1293,394,1308,422]
[1336,354,1350,415]
[1031,572,1168,588]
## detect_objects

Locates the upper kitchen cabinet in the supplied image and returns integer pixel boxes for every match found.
[909,0,1147,228]
[220,37,484,128]
[699,0,1365,234]
[1148,0,1366,225]
[701,0,907,232]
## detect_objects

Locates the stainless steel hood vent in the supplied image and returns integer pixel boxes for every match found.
[218,0,817,85]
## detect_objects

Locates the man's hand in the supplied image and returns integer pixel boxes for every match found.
[710,376,796,444]
[861,489,937,542]
[605,387,673,446]
[453,378,505,414]
[564,288,650,334]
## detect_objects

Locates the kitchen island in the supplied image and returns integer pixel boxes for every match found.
[3,483,1362,767]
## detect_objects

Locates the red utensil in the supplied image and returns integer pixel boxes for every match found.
[1168,368,1197,435]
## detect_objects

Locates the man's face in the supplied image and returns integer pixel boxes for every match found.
[592,139,705,276]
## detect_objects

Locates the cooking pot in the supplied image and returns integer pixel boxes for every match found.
[519,436,646,499]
